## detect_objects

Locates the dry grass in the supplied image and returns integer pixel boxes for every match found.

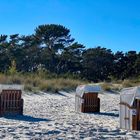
[122,79,140,88]
[0,73,87,93]
[100,83,112,91]
[1,73,140,93]
[101,79,140,92]
[39,78,87,93]
[100,82,122,91]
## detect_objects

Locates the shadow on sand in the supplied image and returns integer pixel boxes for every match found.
[4,115,51,122]
[56,92,68,97]
[89,112,119,117]
[105,90,120,94]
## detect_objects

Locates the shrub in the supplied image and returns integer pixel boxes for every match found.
[7,60,18,75]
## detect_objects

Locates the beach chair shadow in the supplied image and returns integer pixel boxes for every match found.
[4,115,51,122]
[89,112,119,117]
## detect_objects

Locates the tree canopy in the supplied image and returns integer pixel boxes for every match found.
[0,24,140,82]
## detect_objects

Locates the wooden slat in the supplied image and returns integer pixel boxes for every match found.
[81,93,99,113]
[0,89,23,116]
[7,92,9,111]
[132,115,137,130]
[13,92,15,110]
[3,92,6,112]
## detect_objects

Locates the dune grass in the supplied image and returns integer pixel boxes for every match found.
[0,72,140,93]
[100,78,140,92]
[0,73,87,93]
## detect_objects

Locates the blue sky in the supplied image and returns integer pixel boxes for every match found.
[0,0,140,52]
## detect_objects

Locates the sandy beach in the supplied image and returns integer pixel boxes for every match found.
[0,91,139,139]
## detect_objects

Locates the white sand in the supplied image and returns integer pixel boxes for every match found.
[0,91,140,139]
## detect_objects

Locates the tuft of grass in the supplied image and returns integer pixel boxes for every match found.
[122,79,140,88]
[100,82,122,91]
[122,80,134,88]
[0,74,8,84]
[9,75,22,84]
[24,84,34,91]
[100,83,112,91]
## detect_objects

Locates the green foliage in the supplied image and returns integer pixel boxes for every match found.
[35,24,74,51]
[0,24,140,82]
[8,60,18,75]
[81,47,114,82]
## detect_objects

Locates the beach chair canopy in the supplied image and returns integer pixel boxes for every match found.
[0,84,24,93]
[120,86,140,107]
[76,84,102,97]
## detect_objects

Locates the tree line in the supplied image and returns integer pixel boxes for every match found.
[0,24,140,82]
